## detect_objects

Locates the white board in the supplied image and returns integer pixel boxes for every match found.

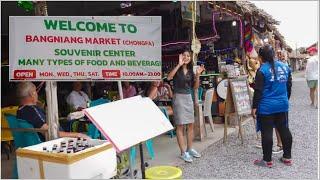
[83,96,173,152]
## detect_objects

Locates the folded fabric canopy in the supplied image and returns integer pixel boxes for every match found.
[307,46,318,53]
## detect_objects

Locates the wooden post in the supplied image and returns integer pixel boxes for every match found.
[223,113,228,143]
[194,103,205,141]
[34,1,59,140]
[117,81,124,100]
[192,1,197,65]
[189,0,205,140]
[223,79,233,143]
[238,116,244,144]
[45,82,59,140]
[34,1,48,16]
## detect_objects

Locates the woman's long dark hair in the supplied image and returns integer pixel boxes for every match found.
[259,45,276,79]
[181,49,194,73]
[181,49,195,86]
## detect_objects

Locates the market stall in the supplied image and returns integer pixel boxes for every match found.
[9,11,167,178]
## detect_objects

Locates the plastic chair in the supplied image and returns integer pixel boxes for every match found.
[4,114,43,179]
[203,88,215,135]
[159,107,175,138]
[87,98,110,139]
[5,114,42,149]
[129,140,155,169]
[1,106,18,160]
[198,87,204,102]
[191,87,204,103]
[89,98,110,107]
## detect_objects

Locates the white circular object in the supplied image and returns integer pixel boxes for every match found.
[217,79,228,99]
[191,38,201,54]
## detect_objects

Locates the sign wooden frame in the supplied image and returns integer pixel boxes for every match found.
[223,76,253,144]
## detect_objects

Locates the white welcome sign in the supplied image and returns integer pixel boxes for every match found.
[9,16,161,81]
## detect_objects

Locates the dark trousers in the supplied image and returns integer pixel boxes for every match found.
[260,112,292,162]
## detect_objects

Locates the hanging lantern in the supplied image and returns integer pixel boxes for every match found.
[191,38,201,54]
[17,1,34,12]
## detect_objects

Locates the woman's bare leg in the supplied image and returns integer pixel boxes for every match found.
[186,123,194,150]
[275,129,282,147]
[176,125,186,154]
[310,87,316,105]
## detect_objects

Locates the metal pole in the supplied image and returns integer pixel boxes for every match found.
[118,81,124,100]
[295,42,297,58]
[34,1,59,140]
[139,143,145,179]
[117,80,134,178]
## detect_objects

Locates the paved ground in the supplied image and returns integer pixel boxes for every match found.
[181,71,319,179]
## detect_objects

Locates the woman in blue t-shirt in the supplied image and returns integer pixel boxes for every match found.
[252,45,293,168]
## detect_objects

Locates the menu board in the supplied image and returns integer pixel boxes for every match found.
[229,78,251,116]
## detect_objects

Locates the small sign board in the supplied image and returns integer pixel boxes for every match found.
[223,76,252,144]
[181,1,200,22]
[229,77,252,116]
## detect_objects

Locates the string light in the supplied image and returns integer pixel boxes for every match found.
[162,41,190,47]
[214,11,243,47]
[239,17,243,48]
[212,10,218,36]
[199,35,219,41]
[162,35,219,49]
[232,21,237,26]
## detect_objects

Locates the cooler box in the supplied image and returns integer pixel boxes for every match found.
[16,137,117,179]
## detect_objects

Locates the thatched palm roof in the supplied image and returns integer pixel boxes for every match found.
[235,1,280,25]
[234,1,290,49]
[272,26,290,48]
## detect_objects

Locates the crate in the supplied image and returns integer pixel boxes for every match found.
[16,137,117,179]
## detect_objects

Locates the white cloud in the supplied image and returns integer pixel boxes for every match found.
[253,1,318,48]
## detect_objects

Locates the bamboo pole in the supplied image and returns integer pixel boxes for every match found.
[192,0,197,65]
[34,1,59,140]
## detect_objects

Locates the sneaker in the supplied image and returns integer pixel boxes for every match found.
[254,159,273,168]
[272,146,283,154]
[188,149,201,158]
[255,144,262,149]
[180,152,193,163]
[279,157,293,166]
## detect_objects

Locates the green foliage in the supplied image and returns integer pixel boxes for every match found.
[17,1,34,12]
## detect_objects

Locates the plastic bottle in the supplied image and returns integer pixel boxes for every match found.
[82,138,88,147]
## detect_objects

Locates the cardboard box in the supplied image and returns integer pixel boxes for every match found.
[16,137,117,179]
